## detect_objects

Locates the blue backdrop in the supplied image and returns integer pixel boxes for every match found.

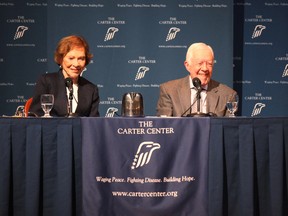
[0,0,287,117]
[233,1,288,116]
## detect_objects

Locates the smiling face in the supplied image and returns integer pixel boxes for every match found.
[184,43,214,86]
[54,35,93,83]
[61,47,86,82]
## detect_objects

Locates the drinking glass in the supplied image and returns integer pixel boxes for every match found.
[226,94,239,117]
[41,94,54,117]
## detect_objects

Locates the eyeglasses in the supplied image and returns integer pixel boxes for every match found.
[192,60,214,68]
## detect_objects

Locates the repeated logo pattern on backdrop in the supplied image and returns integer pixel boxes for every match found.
[14,26,29,40]
[234,1,288,116]
[0,2,47,116]
[1,1,287,117]
[0,0,233,117]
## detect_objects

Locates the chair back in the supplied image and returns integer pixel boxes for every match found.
[24,98,33,117]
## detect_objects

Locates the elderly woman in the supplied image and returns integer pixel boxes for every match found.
[30,35,100,117]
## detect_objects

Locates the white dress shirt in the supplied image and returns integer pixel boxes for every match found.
[189,77,207,113]
[66,84,78,113]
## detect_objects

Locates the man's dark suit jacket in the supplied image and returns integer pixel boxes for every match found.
[156,75,237,117]
[30,71,100,117]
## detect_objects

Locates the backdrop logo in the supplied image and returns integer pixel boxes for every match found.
[14,26,28,40]
[100,97,122,106]
[104,27,119,41]
[251,103,266,116]
[131,141,160,169]
[251,25,266,39]
[166,27,180,41]
[282,64,288,77]
[135,66,149,80]
[105,107,118,117]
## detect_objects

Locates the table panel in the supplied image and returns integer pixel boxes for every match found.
[209,117,288,216]
[0,117,287,216]
[0,118,82,216]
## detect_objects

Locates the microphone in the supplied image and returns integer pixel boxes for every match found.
[192,77,202,91]
[65,77,73,93]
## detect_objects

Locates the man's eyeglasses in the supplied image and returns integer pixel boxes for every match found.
[193,60,214,68]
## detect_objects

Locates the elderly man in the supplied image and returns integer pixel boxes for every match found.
[156,42,237,117]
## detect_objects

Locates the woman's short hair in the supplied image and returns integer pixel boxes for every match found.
[54,35,93,66]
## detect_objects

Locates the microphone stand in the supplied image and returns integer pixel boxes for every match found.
[64,77,78,117]
[67,88,78,117]
[186,89,212,117]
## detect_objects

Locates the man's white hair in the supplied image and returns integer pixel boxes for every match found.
[186,42,214,63]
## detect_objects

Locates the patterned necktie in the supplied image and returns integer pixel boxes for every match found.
[191,87,207,113]
[200,89,207,113]
[191,87,198,113]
